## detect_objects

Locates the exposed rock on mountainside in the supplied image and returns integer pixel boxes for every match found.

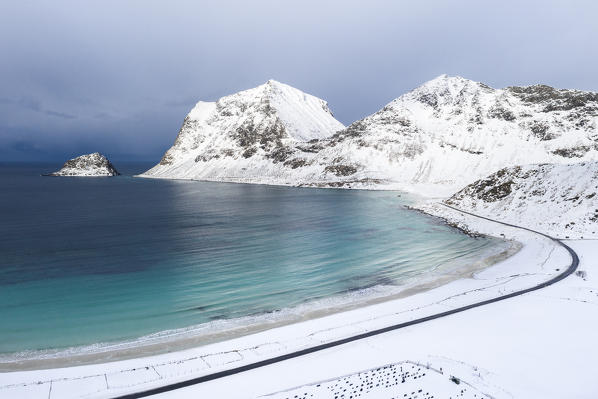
[142,76,598,196]
[143,80,344,182]
[313,75,598,195]
[47,153,119,176]
[444,162,598,238]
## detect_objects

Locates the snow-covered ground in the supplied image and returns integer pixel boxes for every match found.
[2,204,595,399]
[439,162,598,239]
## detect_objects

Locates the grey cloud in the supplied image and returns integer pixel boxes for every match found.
[0,0,597,161]
[44,110,76,119]
[164,97,199,107]
[16,98,42,112]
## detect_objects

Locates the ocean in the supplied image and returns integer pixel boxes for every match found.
[0,162,508,363]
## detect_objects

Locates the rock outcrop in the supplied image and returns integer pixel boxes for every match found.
[48,153,119,176]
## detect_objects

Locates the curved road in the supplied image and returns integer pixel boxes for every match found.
[115,204,579,399]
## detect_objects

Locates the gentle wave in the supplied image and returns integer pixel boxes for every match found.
[0,239,514,364]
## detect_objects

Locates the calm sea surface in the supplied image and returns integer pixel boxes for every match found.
[0,162,506,359]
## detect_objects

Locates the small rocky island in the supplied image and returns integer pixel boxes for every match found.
[47,152,120,176]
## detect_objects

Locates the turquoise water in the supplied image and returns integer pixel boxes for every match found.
[0,163,506,360]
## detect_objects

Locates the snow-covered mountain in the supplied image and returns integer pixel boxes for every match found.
[440,162,598,238]
[142,80,345,182]
[141,76,598,195]
[47,152,119,176]
[313,74,598,195]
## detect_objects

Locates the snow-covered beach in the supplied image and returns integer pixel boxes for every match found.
[0,208,516,372]
[2,202,595,398]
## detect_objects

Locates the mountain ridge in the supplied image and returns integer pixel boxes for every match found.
[141,76,598,196]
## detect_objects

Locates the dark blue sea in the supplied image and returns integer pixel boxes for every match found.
[0,162,507,363]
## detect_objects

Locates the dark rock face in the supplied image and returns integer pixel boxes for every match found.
[528,122,555,140]
[283,158,309,169]
[552,146,594,158]
[487,105,516,121]
[327,120,369,145]
[265,146,294,163]
[324,164,358,176]
[416,92,439,108]
[296,143,324,153]
[242,147,257,158]
[228,115,293,162]
[508,85,598,112]
[195,152,221,162]
[448,166,522,203]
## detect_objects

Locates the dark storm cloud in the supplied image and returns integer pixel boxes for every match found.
[1,0,597,161]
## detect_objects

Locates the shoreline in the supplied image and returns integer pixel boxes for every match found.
[135,172,458,197]
[0,234,518,372]
[0,203,574,399]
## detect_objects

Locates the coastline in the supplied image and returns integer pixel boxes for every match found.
[0,202,575,398]
[0,230,518,372]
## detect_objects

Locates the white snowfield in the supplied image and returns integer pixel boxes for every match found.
[2,206,597,398]
[48,152,119,177]
[141,75,598,196]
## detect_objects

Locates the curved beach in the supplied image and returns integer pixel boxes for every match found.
[0,204,578,398]
[0,233,518,372]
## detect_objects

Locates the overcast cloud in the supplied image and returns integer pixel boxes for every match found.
[1,0,597,161]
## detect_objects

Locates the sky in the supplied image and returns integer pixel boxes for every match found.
[1,0,597,162]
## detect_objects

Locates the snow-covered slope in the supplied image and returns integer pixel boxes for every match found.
[316,74,598,195]
[142,76,598,195]
[141,80,345,182]
[442,162,598,238]
[47,153,119,176]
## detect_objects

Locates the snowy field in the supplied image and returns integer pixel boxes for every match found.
[1,205,595,398]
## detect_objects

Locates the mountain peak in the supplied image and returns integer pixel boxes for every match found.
[151,80,344,167]
[393,74,495,110]
[418,74,490,91]
[229,80,344,141]
[265,79,282,86]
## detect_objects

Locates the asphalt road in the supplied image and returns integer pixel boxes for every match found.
[114,204,579,399]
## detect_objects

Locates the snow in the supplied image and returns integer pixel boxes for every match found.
[142,80,344,179]
[48,152,119,177]
[186,101,217,122]
[441,162,598,239]
[140,76,598,196]
[266,80,343,142]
